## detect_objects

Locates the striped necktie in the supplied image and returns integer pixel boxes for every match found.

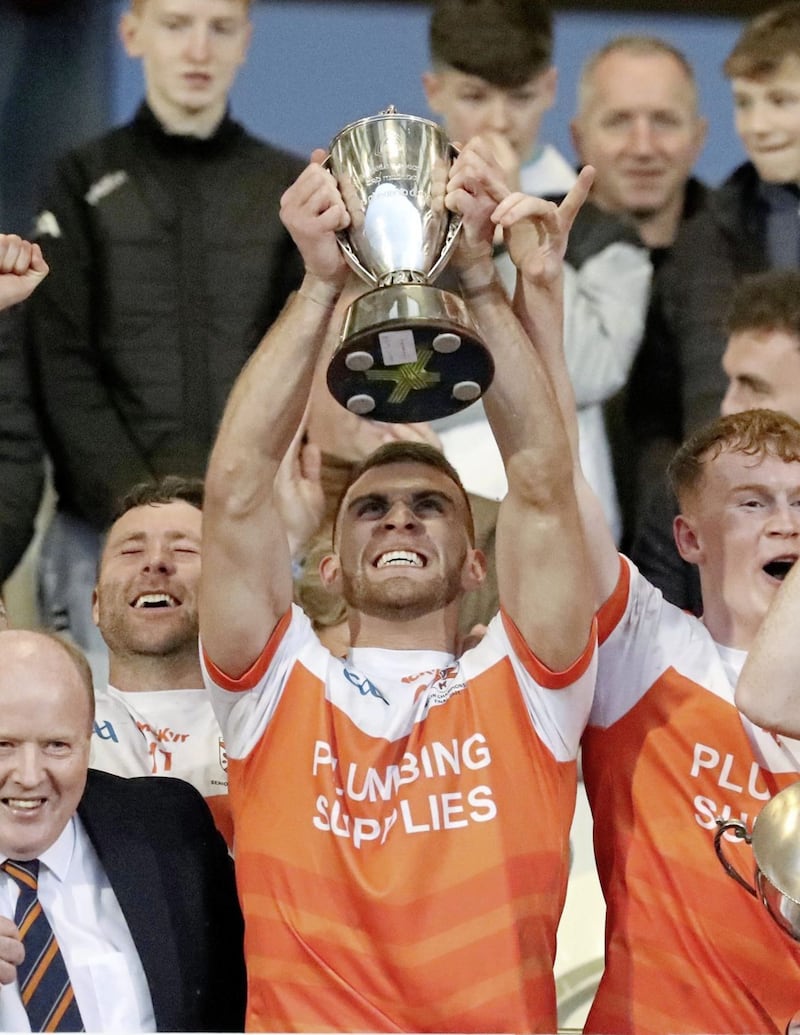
[2,858,84,1032]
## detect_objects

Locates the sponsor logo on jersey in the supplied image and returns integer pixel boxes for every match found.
[135,721,190,743]
[93,719,119,743]
[343,668,389,706]
[404,666,466,707]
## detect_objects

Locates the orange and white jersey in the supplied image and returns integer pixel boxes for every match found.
[202,604,596,1033]
[583,556,800,1034]
[91,685,232,847]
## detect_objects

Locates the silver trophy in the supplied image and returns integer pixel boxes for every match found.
[715,782,800,941]
[326,107,494,423]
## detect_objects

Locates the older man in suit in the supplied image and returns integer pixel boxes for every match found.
[0,629,245,1032]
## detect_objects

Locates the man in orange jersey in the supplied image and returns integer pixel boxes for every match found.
[506,205,800,1028]
[198,140,597,1032]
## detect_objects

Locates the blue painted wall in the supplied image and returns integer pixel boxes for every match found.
[111,2,747,187]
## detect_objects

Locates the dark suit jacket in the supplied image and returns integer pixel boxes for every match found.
[77,769,246,1032]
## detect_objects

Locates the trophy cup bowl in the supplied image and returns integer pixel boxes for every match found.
[715,781,800,941]
[325,107,494,423]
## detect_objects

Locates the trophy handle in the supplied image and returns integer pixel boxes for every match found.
[319,151,379,287]
[334,233,379,286]
[714,818,758,897]
[426,142,462,283]
[427,212,463,282]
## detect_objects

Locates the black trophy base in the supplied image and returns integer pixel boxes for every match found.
[327,283,495,423]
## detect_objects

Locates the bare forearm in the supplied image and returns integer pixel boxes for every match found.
[512,271,581,464]
[462,270,567,470]
[737,562,800,735]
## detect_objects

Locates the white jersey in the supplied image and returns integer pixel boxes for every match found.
[91,684,231,845]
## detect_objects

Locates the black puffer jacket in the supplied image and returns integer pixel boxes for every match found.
[0,307,44,580]
[28,103,304,527]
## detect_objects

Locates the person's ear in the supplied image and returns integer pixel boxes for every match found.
[570,117,584,162]
[119,10,143,59]
[461,547,487,592]
[318,552,343,593]
[422,71,444,116]
[674,513,703,564]
[691,115,709,163]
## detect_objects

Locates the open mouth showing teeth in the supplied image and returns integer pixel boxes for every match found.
[375,551,425,569]
[132,593,178,609]
[764,559,796,581]
[4,798,44,810]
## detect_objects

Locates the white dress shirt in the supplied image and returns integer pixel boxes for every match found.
[0,816,155,1032]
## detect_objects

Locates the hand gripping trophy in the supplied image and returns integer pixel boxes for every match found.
[715,784,800,1029]
[325,107,494,423]
[716,782,800,944]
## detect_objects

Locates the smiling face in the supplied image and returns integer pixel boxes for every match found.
[732,55,800,184]
[120,0,252,136]
[93,500,202,665]
[675,449,800,648]
[572,48,705,229]
[0,633,92,861]
[322,461,483,623]
[423,65,556,166]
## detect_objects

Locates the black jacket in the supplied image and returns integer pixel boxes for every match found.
[0,308,44,580]
[78,768,246,1032]
[28,104,304,527]
[628,166,765,448]
[627,165,768,600]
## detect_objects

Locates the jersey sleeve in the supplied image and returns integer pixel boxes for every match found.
[201,605,321,761]
[463,610,597,761]
[591,554,703,728]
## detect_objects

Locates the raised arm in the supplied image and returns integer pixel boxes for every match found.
[736,560,800,736]
[499,173,621,610]
[444,140,594,671]
[199,152,349,678]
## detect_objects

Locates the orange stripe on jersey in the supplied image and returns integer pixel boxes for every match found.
[228,651,575,1033]
[202,608,292,692]
[242,848,563,958]
[204,792,233,849]
[501,608,597,688]
[596,554,629,644]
